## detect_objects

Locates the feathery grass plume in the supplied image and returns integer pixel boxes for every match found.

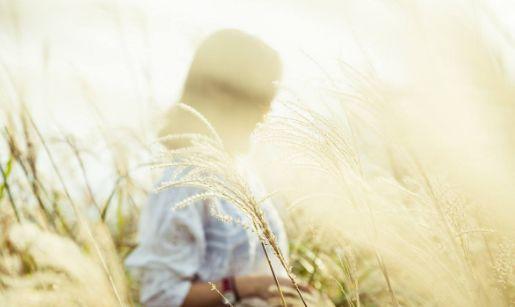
[368,3,515,304]
[256,100,405,306]
[260,86,514,305]
[154,103,307,306]
[0,223,124,307]
[253,3,515,304]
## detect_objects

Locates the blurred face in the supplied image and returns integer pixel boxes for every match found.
[201,91,271,155]
[178,30,281,154]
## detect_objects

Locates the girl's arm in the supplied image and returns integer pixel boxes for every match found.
[182,275,312,307]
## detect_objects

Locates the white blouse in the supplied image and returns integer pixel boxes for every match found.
[125,166,288,307]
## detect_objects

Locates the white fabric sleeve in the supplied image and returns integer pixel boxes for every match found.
[134,189,207,307]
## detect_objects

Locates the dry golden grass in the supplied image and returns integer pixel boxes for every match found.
[1,1,515,306]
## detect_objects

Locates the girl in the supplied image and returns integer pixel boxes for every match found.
[126,29,310,307]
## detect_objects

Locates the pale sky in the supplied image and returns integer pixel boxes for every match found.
[1,0,515,203]
[0,0,514,136]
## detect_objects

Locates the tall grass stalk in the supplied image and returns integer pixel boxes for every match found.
[24,110,125,306]
[156,103,308,307]
[258,101,401,305]
[0,159,20,222]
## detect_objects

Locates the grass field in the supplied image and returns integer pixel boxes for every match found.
[1,1,515,306]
